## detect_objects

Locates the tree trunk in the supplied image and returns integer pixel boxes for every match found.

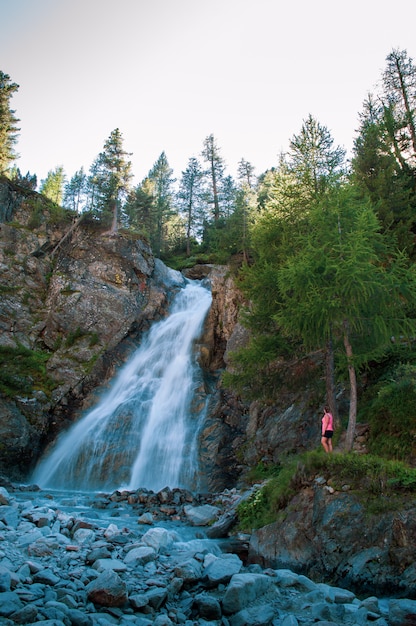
[212,162,220,221]
[325,329,339,427]
[109,199,118,234]
[343,319,357,451]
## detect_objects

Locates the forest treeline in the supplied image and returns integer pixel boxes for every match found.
[2,48,416,457]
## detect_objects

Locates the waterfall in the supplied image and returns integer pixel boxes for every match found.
[32,280,212,492]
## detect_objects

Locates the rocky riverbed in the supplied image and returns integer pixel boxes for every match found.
[1,483,416,626]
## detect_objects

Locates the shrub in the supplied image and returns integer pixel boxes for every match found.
[236,451,416,531]
[0,344,53,397]
[366,363,416,462]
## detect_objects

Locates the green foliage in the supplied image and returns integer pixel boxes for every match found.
[0,71,20,173]
[275,187,414,356]
[237,457,300,530]
[0,284,18,294]
[351,49,416,258]
[245,460,285,482]
[40,166,66,205]
[365,362,416,462]
[88,128,133,230]
[236,451,416,531]
[89,332,99,347]
[0,344,53,397]
[27,197,44,229]
[65,327,93,348]
[222,332,299,401]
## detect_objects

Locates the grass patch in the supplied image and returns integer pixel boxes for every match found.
[0,284,19,295]
[236,451,416,532]
[0,344,54,397]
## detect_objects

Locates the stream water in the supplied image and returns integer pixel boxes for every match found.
[32,279,212,493]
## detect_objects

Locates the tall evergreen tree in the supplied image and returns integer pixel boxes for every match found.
[123,179,155,235]
[382,48,416,165]
[275,185,416,451]
[0,71,20,174]
[147,152,176,256]
[90,129,133,233]
[287,115,347,418]
[288,114,346,202]
[64,167,87,212]
[201,134,225,221]
[40,166,66,205]
[177,157,205,256]
[237,158,256,188]
[352,94,416,255]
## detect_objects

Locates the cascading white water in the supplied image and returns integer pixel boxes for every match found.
[32,280,212,492]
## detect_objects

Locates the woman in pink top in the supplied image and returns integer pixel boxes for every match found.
[321,406,334,453]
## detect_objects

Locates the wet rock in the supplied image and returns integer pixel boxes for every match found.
[141,527,174,552]
[230,603,276,626]
[0,590,23,618]
[123,546,157,567]
[389,598,416,626]
[0,485,412,626]
[183,503,220,526]
[137,512,153,525]
[222,573,275,614]
[203,552,243,586]
[193,592,222,620]
[174,558,204,584]
[86,569,128,607]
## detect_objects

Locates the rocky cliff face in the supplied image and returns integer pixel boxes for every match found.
[189,264,329,491]
[0,178,184,479]
[248,475,416,598]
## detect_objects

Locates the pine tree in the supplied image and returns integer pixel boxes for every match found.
[237,158,256,188]
[382,48,416,165]
[288,114,346,201]
[64,167,87,212]
[40,166,66,205]
[201,134,225,221]
[90,129,133,233]
[275,185,416,450]
[123,179,155,235]
[352,94,416,255]
[0,71,20,174]
[177,157,205,256]
[147,152,176,256]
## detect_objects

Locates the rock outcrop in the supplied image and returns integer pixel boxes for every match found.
[0,178,183,479]
[248,474,416,599]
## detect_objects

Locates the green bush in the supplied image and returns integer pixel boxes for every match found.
[366,363,416,462]
[236,451,416,531]
[0,344,54,397]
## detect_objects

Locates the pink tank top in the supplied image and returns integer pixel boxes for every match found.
[323,412,333,430]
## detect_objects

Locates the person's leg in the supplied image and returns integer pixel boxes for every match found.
[327,438,333,452]
[321,436,329,452]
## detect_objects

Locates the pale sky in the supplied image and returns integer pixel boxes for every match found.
[1,0,416,187]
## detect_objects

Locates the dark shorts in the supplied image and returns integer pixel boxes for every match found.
[323,430,333,439]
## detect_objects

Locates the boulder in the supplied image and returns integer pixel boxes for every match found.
[183,503,220,526]
[222,573,274,614]
[389,599,416,626]
[203,553,243,585]
[86,569,128,607]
